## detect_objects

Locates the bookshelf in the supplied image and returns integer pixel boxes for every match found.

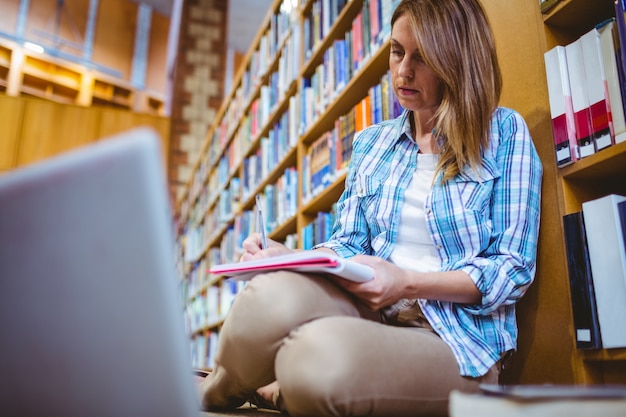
[176,0,398,370]
[0,38,165,116]
[175,0,626,385]
[536,0,626,385]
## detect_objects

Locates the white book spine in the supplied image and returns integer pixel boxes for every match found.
[582,194,626,348]
[580,29,613,151]
[598,20,626,144]
[544,46,578,165]
[566,39,597,158]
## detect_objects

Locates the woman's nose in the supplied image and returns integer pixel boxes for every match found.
[398,57,414,78]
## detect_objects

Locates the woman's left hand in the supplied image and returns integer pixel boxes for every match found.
[332,254,411,310]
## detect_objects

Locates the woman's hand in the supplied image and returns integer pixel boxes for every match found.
[240,232,294,261]
[333,254,482,309]
[332,254,411,310]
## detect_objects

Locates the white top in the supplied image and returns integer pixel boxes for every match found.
[389,153,441,272]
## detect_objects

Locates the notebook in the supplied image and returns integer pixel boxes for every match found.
[0,128,200,417]
[210,251,375,283]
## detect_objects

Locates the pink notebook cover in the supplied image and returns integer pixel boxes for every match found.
[209,251,374,283]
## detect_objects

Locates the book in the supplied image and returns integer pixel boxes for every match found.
[544,45,578,165]
[566,39,597,158]
[597,19,626,144]
[449,384,626,417]
[209,251,374,283]
[582,194,626,348]
[621,201,626,256]
[580,28,613,151]
[615,1,626,104]
[562,212,602,349]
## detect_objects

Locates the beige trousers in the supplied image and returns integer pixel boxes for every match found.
[202,271,498,417]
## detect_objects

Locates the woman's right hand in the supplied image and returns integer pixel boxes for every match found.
[240,232,293,261]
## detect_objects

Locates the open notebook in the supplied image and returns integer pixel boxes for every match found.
[210,251,374,283]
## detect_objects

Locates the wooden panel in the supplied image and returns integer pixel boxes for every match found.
[0,0,19,40]
[92,0,137,80]
[146,11,169,94]
[17,98,102,166]
[26,0,89,60]
[481,0,577,384]
[99,108,171,169]
[0,94,25,170]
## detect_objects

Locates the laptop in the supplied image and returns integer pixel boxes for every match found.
[0,128,200,416]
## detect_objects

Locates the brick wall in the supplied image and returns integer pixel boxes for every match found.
[169,0,228,204]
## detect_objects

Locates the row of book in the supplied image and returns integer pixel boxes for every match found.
[304,0,400,68]
[184,5,300,210]
[564,194,626,349]
[241,113,298,202]
[302,69,402,203]
[185,64,403,262]
[181,0,399,223]
[544,18,626,167]
[185,278,242,335]
[302,205,338,250]
[300,0,399,128]
[183,165,298,263]
[190,330,220,371]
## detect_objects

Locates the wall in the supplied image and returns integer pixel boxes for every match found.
[167,0,228,202]
[0,94,170,172]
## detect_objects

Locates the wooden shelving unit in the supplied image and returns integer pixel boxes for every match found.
[175,0,399,370]
[531,0,626,385]
[0,38,165,115]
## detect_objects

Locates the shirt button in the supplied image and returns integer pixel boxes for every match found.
[425,208,431,215]
[435,244,442,250]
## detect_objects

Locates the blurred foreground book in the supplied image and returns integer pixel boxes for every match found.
[449,384,626,417]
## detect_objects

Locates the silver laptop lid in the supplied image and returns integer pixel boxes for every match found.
[0,128,199,417]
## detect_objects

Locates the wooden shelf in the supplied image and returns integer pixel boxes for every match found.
[581,349,626,363]
[539,0,626,385]
[560,141,626,182]
[0,38,164,114]
[543,0,616,46]
[544,0,615,29]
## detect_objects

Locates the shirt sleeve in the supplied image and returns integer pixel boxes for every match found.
[457,110,543,315]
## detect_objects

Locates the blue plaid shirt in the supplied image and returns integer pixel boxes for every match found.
[315,107,543,377]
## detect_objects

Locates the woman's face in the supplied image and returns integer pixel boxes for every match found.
[389,15,442,114]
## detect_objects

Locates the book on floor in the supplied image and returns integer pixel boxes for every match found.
[449,384,626,417]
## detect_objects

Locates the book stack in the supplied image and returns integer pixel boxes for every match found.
[450,384,626,416]
[562,194,626,349]
[544,19,626,167]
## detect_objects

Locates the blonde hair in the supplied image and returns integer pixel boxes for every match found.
[391,0,502,182]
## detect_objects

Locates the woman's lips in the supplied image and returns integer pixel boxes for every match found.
[398,86,418,96]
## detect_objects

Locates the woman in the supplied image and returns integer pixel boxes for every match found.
[199,0,542,415]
